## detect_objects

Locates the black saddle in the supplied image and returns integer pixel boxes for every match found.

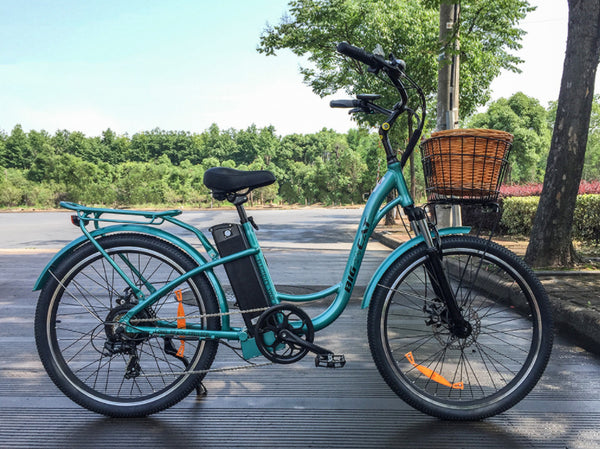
[203,167,276,201]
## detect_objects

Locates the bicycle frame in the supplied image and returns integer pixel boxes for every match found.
[34,161,469,360]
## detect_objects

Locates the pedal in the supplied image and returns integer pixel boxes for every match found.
[315,353,346,369]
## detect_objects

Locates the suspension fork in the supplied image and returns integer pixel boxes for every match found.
[405,206,472,338]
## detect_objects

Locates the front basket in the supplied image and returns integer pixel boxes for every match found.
[420,128,514,204]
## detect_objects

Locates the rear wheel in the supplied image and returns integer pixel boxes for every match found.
[35,233,220,417]
[367,236,553,420]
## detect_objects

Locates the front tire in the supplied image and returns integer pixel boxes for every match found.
[34,233,220,417]
[367,236,553,420]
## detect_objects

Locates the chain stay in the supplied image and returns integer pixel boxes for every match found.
[127,305,273,378]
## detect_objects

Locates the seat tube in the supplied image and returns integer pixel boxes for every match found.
[242,221,278,304]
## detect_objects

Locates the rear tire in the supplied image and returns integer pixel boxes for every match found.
[367,236,553,420]
[35,233,220,417]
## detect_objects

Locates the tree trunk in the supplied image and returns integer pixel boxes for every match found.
[525,0,600,268]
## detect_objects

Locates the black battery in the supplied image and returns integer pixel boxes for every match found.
[209,223,270,332]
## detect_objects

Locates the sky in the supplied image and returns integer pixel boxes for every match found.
[0,0,594,138]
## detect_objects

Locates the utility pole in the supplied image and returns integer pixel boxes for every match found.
[436,1,462,226]
[437,2,460,131]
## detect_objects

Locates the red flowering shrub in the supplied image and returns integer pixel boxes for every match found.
[500,183,543,197]
[500,180,600,197]
[579,180,600,194]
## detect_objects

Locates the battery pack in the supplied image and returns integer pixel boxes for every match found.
[210,223,270,332]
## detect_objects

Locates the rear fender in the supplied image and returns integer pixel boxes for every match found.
[32,224,228,317]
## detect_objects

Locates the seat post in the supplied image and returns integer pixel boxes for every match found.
[232,195,249,224]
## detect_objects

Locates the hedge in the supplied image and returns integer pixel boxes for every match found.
[572,195,600,244]
[500,197,540,236]
[499,195,600,244]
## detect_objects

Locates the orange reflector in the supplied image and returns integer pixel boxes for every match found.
[175,290,186,357]
[405,352,463,390]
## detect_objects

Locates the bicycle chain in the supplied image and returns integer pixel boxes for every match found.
[129,305,270,323]
[138,361,274,378]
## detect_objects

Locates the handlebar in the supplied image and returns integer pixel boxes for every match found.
[330,99,362,108]
[337,42,405,76]
[336,42,383,69]
[334,41,426,167]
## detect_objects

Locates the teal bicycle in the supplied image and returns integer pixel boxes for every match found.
[34,42,553,420]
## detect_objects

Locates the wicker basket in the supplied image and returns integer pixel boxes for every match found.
[420,128,514,204]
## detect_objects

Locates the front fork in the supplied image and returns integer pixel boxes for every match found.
[408,207,472,339]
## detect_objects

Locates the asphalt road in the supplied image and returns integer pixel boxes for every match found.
[1,209,599,448]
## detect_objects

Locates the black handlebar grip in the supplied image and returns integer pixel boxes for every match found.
[330,99,361,108]
[336,42,379,68]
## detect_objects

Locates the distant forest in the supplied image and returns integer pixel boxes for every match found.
[0,124,386,207]
[1,93,598,209]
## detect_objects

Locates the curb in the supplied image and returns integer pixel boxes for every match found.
[372,231,600,356]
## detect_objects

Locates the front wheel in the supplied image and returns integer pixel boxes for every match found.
[367,236,553,420]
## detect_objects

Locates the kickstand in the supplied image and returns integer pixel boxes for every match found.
[195,381,207,399]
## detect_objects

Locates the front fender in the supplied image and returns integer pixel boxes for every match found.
[361,226,470,309]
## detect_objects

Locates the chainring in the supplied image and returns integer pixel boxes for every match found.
[254,304,315,364]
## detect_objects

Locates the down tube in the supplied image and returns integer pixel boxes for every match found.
[311,163,412,331]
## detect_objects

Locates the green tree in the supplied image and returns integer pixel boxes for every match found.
[202,124,238,162]
[115,159,170,205]
[64,131,92,160]
[28,144,59,183]
[3,125,32,169]
[583,96,600,180]
[258,0,532,125]
[27,129,52,160]
[467,92,551,183]
[548,95,600,181]
[100,128,131,165]
[0,130,6,166]
[234,125,261,165]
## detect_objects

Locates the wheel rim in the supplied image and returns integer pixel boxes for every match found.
[380,247,543,409]
[46,245,210,406]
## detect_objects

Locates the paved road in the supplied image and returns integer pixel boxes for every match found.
[1,209,599,448]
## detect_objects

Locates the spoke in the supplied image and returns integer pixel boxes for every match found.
[50,273,105,324]
[475,340,522,374]
[88,260,122,301]
[59,330,97,363]
[474,341,510,387]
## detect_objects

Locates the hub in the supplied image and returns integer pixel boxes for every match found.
[102,304,154,356]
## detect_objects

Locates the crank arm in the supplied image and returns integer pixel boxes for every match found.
[278,329,332,357]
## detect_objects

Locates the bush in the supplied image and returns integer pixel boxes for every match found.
[500,197,539,235]
[573,195,600,244]
[579,180,600,195]
[500,183,543,197]
[500,180,600,197]
[499,194,600,244]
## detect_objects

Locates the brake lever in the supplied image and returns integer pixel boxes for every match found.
[349,107,374,115]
